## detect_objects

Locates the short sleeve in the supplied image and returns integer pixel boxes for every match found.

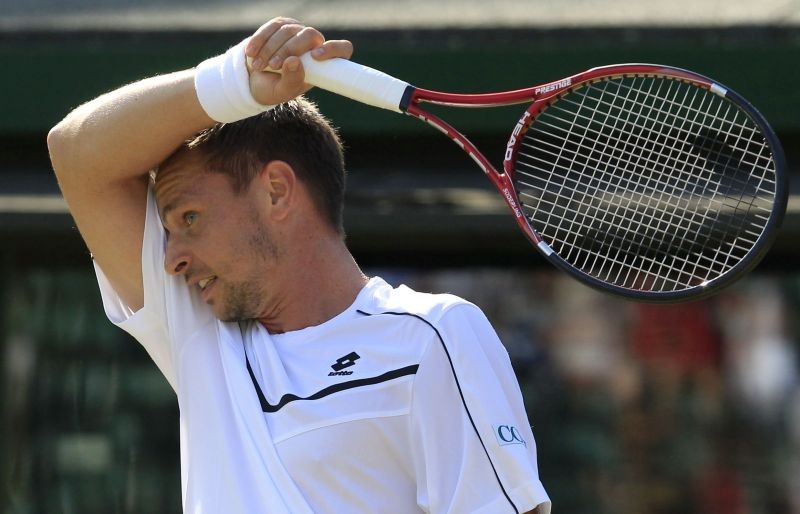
[409,303,551,514]
[93,185,215,392]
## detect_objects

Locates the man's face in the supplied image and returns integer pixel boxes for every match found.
[154,153,280,321]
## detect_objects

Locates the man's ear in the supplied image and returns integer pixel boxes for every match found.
[257,160,296,221]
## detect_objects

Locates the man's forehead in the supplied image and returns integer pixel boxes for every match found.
[154,152,208,212]
[155,150,205,186]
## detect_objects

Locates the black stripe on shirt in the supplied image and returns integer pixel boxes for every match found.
[245,354,418,414]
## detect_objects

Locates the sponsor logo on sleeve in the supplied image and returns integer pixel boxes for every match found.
[494,424,527,447]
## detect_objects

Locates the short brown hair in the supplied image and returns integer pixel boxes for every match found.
[162,97,346,234]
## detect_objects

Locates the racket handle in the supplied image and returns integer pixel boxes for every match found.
[253,53,412,113]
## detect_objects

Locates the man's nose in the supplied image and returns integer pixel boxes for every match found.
[164,237,192,276]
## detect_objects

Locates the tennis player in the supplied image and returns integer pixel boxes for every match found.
[47,17,551,514]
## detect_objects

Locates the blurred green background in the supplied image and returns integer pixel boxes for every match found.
[2,1,800,513]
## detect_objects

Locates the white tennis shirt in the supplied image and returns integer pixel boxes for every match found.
[94,189,551,514]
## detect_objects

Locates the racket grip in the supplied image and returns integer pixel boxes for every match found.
[298,54,411,113]
[254,53,411,113]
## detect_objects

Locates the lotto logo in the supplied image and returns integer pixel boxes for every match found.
[330,352,360,372]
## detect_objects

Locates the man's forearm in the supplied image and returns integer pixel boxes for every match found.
[48,69,213,187]
[46,68,214,311]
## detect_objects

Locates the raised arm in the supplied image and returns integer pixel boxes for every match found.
[47,70,208,310]
[47,17,352,311]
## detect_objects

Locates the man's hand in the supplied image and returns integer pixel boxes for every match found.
[243,17,354,105]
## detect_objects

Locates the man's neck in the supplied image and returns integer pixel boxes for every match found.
[256,236,368,334]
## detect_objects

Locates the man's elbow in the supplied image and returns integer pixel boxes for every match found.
[47,120,70,174]
[47,118,82,181]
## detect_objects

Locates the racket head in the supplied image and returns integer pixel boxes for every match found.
[504,64,788,302]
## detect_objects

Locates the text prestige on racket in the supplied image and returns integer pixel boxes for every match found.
[47,17,551,514]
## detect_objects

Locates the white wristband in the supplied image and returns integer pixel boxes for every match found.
[194,39,274,123]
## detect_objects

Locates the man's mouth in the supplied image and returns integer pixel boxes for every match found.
[198,277,216,291]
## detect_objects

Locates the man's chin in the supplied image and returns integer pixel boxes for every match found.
[211,303,253,323]
[208,301,231,322]
[207,285,260,322]
[213,308,242,323]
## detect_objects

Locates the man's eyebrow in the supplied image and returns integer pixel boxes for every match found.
[159,202,176,222]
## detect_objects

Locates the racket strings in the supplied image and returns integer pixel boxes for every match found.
[532,81,764,286]
[632,84,758,288]
[524,94,775,200]
[519,102,775,221]
[561,79,771,165]
[514,73,777,292]
[553,76,665,281]
[524,128,763,289]
[547,84,774,199]
[526,78,715,263]
[601,80,749,286]
[570,77,709,288]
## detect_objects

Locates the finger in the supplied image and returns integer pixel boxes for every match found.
[245,17,299,58]
[250,23,305,72]
[310,39,354,61]
[254,56,309,105]
[264,26,326,71]
[279,56,306,87]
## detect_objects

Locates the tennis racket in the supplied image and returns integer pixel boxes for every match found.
[266,56,787,302]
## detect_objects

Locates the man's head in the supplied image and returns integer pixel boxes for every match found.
[162,97,346,234]
[153,98,347,322]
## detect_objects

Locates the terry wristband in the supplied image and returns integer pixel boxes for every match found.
[194,39,274,123]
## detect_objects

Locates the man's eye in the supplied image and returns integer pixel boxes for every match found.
[183,212,198,226]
